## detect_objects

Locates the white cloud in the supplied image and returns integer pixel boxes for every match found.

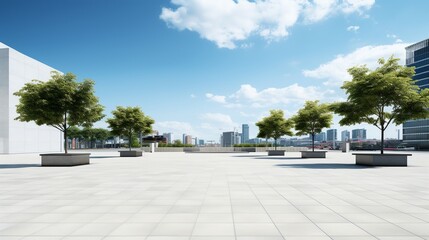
[346,25,360,32]
[201,113,235,125]
[190,94,196,98]
[154,121,198,136]
[303,43,408,86]
[206,93,226,104]
[205,83,335,109]
[160,0,375,49]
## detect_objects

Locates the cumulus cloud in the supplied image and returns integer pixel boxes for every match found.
[201,113,235,125]
[303,43,408,86]
[206,93,226,103]
[205,83,335,109]
[154,121,198,136]
[347,25,360,32]
[160,0,375,49]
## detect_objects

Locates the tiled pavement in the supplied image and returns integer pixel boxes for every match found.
[0,150,429,240]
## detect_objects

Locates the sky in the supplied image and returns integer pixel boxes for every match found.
[1,0,428,143]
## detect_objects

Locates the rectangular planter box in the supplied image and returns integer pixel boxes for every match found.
[119,150,143,157]
[353,153,411,166]
[40,153,90,166]
[301,151,327,158]
[268,150,285,156]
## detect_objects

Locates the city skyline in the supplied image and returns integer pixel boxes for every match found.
[1,1,428,141]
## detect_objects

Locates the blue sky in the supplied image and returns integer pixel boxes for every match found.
[1,0,428,142]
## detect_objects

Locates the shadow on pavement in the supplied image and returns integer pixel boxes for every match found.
[0,164,40,169]
[275,163,372,169]
[255,157,302,160]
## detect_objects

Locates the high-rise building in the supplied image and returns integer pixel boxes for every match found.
[315,132,326,142]
[0,42,62,153]
[162,133,173,144]
[403,38,429,149]
[241,124,249,143]
[327,129,337,142]
[222,131,240,147]
[341,130,350,142]
[182,133,186,144]
[198,139,205,146]
[185,135,192,145]
[352,129,367,141]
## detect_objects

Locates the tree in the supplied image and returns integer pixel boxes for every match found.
[14,71,104,154]
[93,128,110,148]
[331,56,429,154]
[292,101,333,151]
[256,110,294,150]
[68,126,83,149]
[106,106,154,151]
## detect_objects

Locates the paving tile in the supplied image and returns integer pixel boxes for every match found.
[316,223,371,236]
[235,223,281,236]
[150,223,195,236]
[192,223,234,236]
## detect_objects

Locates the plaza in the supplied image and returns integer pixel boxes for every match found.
[0,151,429,239]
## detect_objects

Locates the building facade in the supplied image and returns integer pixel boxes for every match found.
[241,124,249,143]
[0,42,62,154]
[327,129,337,142]
[162,133,173,144]
[222,131,240,147]
[315,132,326,142]
[352,129,367,141]
[341,130,350,142]
[403,38,429,149]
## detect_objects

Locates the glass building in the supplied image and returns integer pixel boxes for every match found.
[403,38,429,149]
[241,124,249,143]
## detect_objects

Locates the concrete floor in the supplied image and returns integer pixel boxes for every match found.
[0,150,428,240]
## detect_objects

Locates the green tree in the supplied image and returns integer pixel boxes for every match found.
[331,57,429,154]
[106,106,154,151]
[68,126,83,149]
[93,128,110,148]
[256,110,294,150]
[14,72,104,153]
[81,127,95,148]
[292,101,333,151]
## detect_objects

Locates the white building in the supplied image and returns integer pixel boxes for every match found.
[0,42,62,154]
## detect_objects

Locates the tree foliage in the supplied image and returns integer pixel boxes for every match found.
[14,71,104,153]
[331,56,429,154]
[256,109,294,149]
[293,100,333,151]
[106,106,154,151]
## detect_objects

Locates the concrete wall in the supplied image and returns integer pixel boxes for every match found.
[0,42,62,154]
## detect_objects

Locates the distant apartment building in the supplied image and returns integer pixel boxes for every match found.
[241,124,249,143]
[184,135,193,145]
[341,130,350,142]
[327,129,337,142]
[352,129,367,141]
[403,38,429,149]
[222,131,240,147]
[162,133,173,144]
[198,139,205,146]
[315,132,326,142]
[0,42,62,153]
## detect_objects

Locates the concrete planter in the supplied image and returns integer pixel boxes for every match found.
[301,151,327,158]
[353,153,411,166]
[268,150,285,156]
[40,153,90,166]
[119,150,143,157]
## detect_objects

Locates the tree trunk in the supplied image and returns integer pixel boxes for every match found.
[274,138,277,150]
[381,128,384,154]
[312,133,315,152]
[129,133,132,151]
[64,113,68,154]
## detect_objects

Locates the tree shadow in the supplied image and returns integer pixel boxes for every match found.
[275,163,372,169]
[0,164,40,169]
